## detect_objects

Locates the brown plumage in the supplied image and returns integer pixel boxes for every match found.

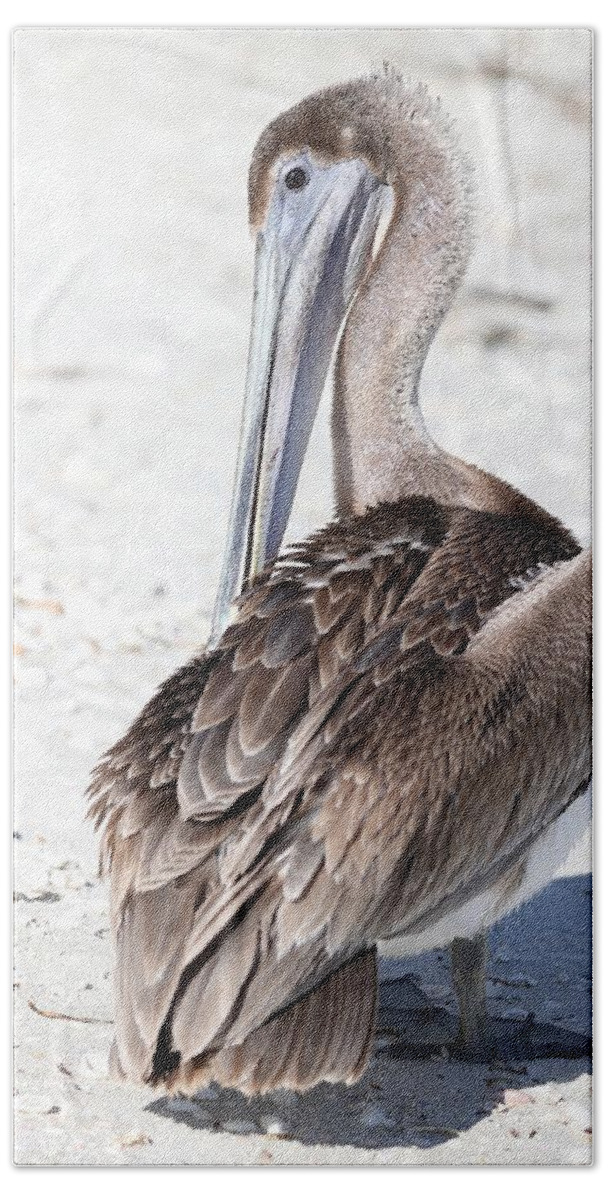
[88,70,591,1094]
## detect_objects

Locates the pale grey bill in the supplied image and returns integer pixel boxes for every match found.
[209,157,389,648]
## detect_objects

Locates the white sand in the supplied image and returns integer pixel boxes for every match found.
[13,28,592,1165]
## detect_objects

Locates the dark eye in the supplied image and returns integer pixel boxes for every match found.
[284,166,309,191]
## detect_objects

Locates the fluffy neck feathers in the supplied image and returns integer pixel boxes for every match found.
[331,78,474,515]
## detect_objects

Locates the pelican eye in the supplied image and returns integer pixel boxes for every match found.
[284,166,309,191]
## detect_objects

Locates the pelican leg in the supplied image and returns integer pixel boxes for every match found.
[450,932,492,1058]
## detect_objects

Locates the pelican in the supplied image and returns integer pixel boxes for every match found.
[88,70,591,1095]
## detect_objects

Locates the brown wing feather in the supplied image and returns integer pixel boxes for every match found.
[171,948,378,1096]
[88,493,585,1089]
[263,551,591,959]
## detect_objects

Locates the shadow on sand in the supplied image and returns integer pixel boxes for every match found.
[147,874,591,1150]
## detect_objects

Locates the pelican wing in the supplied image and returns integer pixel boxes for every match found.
[88,495,587,1091]
[260,548,591,962]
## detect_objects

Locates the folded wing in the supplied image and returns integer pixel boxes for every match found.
[88,496,587,1092]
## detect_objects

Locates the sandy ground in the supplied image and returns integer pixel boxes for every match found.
[13,28,592,1165]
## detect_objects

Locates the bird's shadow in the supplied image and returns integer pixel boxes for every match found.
[147,874,591,1150]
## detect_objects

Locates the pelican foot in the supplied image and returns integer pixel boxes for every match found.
[450,1022,494,1061]
[377,1015,590,1063]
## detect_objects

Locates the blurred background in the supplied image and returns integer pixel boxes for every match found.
[13,27,592,1166]
[14,20,593,836]
[13,23,593,856]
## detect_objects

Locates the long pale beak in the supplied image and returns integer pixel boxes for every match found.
[209,161,387,646]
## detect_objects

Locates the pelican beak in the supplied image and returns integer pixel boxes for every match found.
[210,155,387,645]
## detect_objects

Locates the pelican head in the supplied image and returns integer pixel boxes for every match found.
[210,82,394,643]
